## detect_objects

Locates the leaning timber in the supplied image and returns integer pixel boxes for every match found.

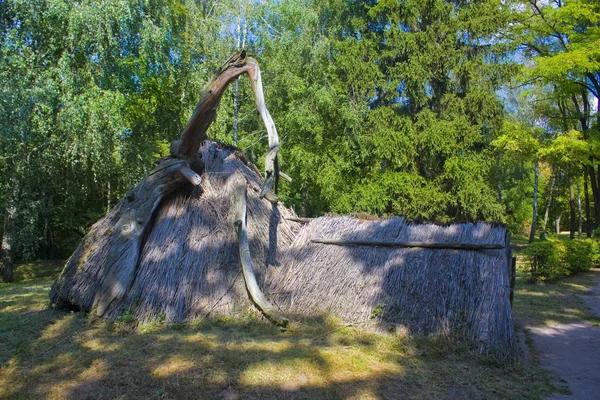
[50,51,295,323]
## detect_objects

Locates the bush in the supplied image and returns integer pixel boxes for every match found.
[564,239,595,274]
[590,240,600,267]
[523,239,568,282]
[524,238,598,282]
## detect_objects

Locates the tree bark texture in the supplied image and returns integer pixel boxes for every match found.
[231,172,288,327]
[584,170,592,237]
[1,205,15,283]
[577,181,582,238]
[529,160,539,243]
[543,173,555,232]
[570,180,576,240]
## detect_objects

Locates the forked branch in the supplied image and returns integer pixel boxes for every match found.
[175,51,285,201]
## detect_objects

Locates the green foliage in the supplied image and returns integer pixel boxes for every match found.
[524,238,597,281]
[524,239,568,282]
[370,303,385,319]
[7,0,594,263]
[564,239,596,273]
[262,0,514,221]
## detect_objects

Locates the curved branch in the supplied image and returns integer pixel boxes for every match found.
[231,172,288,328]
[176,51,285,200]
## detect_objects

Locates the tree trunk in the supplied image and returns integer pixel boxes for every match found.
[1,205,15,283]
[52,52,286,322]
[301,187,308,218]
[585,170,592,237]
[231,172,288,327]
[577,180,582,238]
[529,160,539,243]
[233,78,240,146]
[588,165,598,227]
[556,215,561,235]
[543,173,555,232]
[570,180,576,239]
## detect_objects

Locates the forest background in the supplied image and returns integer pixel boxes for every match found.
[1,0,599,276]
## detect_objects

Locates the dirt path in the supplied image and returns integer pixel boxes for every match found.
[528,269,600,400]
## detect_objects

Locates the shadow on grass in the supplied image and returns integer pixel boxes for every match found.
[0,259,557,400]
[513,268,600,326]
[0,283,552,400]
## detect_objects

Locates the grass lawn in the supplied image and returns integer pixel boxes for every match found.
[0,259,582,400]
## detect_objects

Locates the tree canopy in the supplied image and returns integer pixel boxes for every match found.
[0,0,598,271]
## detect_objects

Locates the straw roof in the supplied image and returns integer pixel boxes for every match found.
[51,142,517,358]
[265,216,517,358]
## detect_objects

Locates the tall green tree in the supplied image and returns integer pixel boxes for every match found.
[0,0,228,272]
[517,0,600,228]
[259,0,515,221]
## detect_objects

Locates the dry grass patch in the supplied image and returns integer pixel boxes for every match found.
[0,261,555,399]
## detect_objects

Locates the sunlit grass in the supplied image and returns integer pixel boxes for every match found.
[0,261,558,399]
[512,267,599,326]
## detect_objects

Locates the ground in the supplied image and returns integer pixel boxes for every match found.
[526,270,600,399]
[0,257,597,399]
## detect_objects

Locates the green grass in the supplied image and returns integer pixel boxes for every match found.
[0,261,560,399]
[512,267,600,327]
[510,233,529,247]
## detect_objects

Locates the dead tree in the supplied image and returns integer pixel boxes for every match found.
[51,51,290,327]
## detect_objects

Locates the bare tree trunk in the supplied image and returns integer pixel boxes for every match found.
[593,163,600,229]
[301,187,308,218]
[107,180,111,214]
[543,173,555,232]
[233,79,240,146]
[232,14,246,146]
[52,52,286,319]
[577,180,582,238]
[529,160,539,243]
[584,170,592,237]
[231,172,288,327]
[570,180,576,239]
[556,215,561,235]
[1,205,15,283]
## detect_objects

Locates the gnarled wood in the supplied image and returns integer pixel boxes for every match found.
[231,172,288,328]
[52,52,289,318]
[93,159,187,315]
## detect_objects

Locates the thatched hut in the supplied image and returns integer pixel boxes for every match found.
[265,217,517,357]
[49,52,518,359]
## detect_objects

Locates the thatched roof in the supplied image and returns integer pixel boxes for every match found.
[50,141,301,321]
[265,217,517,358]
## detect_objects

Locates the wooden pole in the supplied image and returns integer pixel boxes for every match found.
[310,238,504,251]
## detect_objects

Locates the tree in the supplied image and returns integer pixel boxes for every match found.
[0,0,229,270]
[255,0,516,221]
[516,0,600,228]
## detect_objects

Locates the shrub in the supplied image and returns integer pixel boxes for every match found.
[523,239,568,282]
[524,238,598,282]
[564,239,595,273]
[590,240,600,267]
